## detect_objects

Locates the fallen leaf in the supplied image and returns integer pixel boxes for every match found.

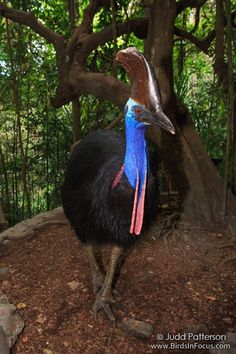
[17,302,27,309]
[222,317,233,325]
[206,296,216,301]
[43,350,53,354]
[36,314,47,324]
[208,232,223,238]
[67,280,80,290]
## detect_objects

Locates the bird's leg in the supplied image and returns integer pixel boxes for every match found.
[83,244,104,294]
[100,245,122,299]
[93,245,127,326]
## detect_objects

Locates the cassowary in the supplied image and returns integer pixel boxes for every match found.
[61,47,175,325]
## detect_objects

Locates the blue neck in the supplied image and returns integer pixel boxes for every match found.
[124,117,148,190]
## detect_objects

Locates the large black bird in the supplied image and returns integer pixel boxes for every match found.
[61,47,175,325]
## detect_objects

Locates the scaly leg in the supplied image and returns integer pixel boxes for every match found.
[83,244,104,294]
[93,245,127,326]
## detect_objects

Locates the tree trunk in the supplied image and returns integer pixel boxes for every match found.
[0,200,8,232]
[145,0,236,229]
[214,0,228,86]
[225,0,236,197]
[72,98,81,142]
[67,1,81,143]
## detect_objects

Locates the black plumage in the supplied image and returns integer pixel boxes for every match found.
[61,130,159,248]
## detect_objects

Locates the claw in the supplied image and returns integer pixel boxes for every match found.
[93,292,127,326]
[110,299,128,314]
[112,287,122,301]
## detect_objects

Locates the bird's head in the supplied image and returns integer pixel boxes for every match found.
[115,47,175,134]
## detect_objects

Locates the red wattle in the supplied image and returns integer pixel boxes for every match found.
[130,170,139,234]
[130,172,147,236]
[112,165,124,188]
[134,175,147,235]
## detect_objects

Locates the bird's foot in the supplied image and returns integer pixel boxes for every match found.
[112,287,122,301]
[92,291,127,327]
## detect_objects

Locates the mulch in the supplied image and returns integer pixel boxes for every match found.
[0,219,236,354]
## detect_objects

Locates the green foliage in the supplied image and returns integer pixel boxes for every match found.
[173,2,230,166]
[0,19,72,224]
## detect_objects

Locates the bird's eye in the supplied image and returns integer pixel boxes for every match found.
[134,107,143,116]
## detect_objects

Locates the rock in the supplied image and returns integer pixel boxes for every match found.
[227,332,236,347]
[183,324,209,336]
[1,280,12,293]
[0,268,10,276]
[0,291,24,348]
[0,293,11,305]
[121,317,153,338]
[181,324,209,343]
[210,332,236,354]
[0,326,10,354]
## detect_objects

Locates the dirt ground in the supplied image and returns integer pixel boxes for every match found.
[0,215,236,354]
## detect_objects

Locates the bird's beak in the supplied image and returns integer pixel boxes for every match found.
[142,108,175,134]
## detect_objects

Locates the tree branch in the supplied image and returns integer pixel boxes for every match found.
[78,72,129,107]
[0,2,65,68]
[190,5,201,33]
[66,0,110,59]
[177,0,207,14]
[81,16,215,62]
[51,71,130,108]
[0,3,63,46]
[80,18,148,62]
[52,14,216,108]
[174,26,215,54]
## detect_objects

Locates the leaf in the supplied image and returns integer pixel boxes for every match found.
[43,350,53,354]
[36,314,47,324]
[206,296,216,301]
[67,280,80,290]
[17,302,27,309]
[208,232,223,238]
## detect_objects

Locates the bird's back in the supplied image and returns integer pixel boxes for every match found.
[63,130,125,187]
